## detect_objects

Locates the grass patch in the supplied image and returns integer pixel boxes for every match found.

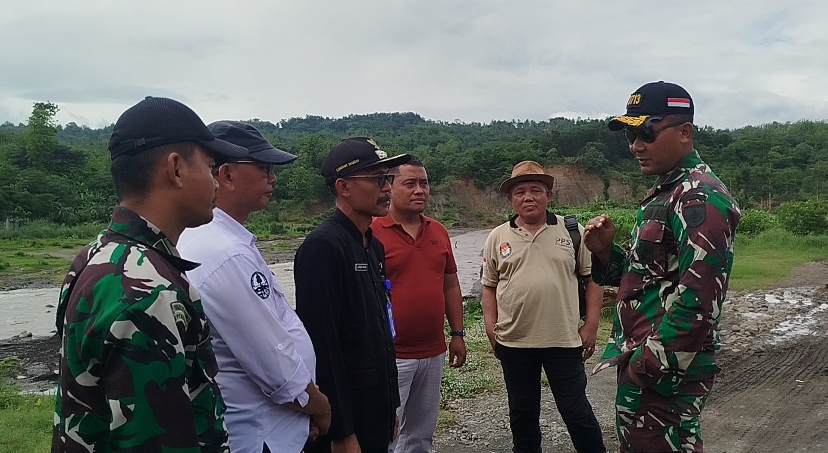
[436,408,459,431]
[730,229,828,291]
[0,358,53,453]
[440,303,500,404]
[0,238,91,286]
[440,350,499,401]
[0,221,103,240]
[0,396,53,453]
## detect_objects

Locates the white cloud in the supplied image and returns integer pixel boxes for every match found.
[1,0,827,129]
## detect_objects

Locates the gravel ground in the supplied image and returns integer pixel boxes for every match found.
[433,262,828,453]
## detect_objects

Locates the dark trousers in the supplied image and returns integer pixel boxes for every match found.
[294,442,389,453]
[496,343,606,453]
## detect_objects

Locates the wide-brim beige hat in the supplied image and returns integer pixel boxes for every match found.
[499,160,555,194]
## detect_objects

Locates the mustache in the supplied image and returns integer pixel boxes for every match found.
[377,195,391,204]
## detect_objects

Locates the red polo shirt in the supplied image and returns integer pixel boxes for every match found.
[371,214,458,359]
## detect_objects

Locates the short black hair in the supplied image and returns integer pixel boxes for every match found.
[110,142,197,201]
[390,156,424,174]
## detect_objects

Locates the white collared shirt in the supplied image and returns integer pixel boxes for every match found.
[179,208,315,453]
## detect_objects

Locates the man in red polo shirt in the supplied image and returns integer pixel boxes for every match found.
[371,157,466,453]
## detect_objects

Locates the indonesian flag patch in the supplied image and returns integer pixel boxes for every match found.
[667,98,691,108]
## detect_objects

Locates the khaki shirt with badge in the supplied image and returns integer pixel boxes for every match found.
[482,212,592,348]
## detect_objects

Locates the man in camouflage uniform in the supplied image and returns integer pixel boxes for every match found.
[584,81,740,453]
[52,97,249,453]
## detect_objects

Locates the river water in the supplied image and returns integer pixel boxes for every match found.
[0,229,492,340]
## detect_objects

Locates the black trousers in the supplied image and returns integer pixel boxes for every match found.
[496,343,606,453]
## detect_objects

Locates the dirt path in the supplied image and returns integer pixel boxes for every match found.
[704,335,828,453]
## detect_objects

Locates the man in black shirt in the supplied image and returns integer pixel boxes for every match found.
[295,137,409,453]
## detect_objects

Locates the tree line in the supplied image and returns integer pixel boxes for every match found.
[1,103,827,226]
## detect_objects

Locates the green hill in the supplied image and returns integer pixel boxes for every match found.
[1,102,827,228]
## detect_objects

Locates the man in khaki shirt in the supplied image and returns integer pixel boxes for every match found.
[482,161,606,453]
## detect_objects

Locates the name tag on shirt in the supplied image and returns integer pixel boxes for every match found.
[355,263,368,272]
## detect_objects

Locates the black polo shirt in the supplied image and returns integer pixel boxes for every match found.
[294,208,400,452]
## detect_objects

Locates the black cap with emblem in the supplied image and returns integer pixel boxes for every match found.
[608,81,694,131]
[320,137,411,186]
[108,96,249,160]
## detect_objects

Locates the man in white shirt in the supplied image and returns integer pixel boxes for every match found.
[179,121,331,453]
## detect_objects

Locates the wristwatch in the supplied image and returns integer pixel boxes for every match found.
[450,331,465,337]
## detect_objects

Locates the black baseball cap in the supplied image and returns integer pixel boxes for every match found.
[608,81,694,131]
[108,97,249,160]
[321,137,411,185]
[207,121,297,165]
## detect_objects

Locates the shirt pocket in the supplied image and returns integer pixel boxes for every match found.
[272,297,288,324]
[633,220,671,276]
[265,273,289,324]
[195,336,219,381]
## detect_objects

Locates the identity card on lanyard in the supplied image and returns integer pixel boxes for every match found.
[384,279,397,339]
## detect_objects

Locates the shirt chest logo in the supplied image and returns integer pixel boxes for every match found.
[355,263,368,272]
[499,242,512,259]
[250,271,271,299]
[556,237,572,247]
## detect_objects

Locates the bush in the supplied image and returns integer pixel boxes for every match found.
[738,209,777,236]
[554,204,637,246]
[775,200,828,235]
[292,224,315,235]
[0,220,102,240]
[464,298,483,321]
[269,223,288,236]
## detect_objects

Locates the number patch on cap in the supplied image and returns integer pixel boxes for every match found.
[627,93,642,106]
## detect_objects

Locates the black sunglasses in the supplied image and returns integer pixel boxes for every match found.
[624,120,688,144]
[231,160,273,176]
[343,173,395,188]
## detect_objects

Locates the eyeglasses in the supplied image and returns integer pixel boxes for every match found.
[343,174,395,188]
[231,160,273,176]
[624,120,688,145]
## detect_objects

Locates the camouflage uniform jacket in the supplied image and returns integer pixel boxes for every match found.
[53,206,228,453]
[592,151,740,396]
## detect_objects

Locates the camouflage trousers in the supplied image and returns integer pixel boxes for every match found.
[615,363,715,453]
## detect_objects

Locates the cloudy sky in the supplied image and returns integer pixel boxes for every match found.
[1,0,827,129]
